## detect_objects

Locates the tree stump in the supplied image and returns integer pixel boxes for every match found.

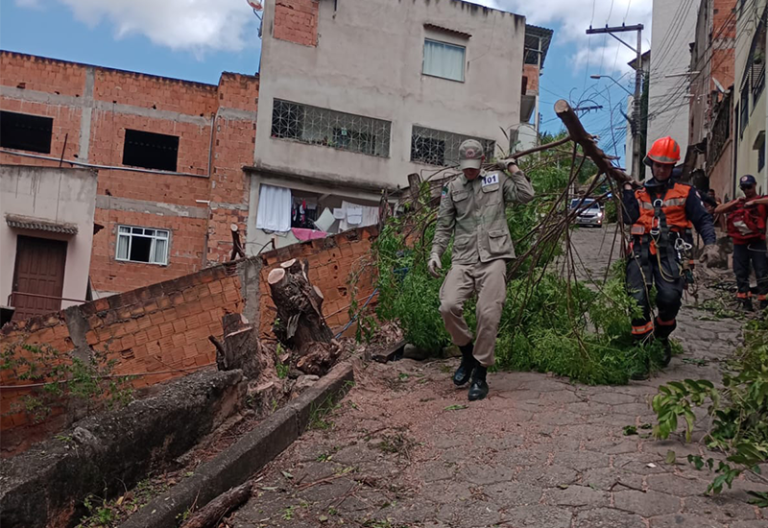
[209,313,261,379]
[268,259,333,355]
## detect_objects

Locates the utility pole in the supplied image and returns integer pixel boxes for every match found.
[586,24,644,181]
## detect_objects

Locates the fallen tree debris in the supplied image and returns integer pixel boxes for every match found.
[180,481,252,528]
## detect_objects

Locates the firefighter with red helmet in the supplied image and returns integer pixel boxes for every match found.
[714,174,768,311]
[622,136,718,377]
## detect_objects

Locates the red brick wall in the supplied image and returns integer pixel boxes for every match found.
[711,0,737,95]
[90,210,208,294]
[0,52,87,96]
[206,73,260,264]
[1,226,377,455]
[0,262,244,455]
[0,51,259,295]
[523,64,540,94]
[274,0,320,47]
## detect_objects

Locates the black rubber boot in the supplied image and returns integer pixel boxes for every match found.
[740,297,754,312]
[453,343,477,386]
[760,300,768,311]
[468,366,489,401]
[659,338,672,367]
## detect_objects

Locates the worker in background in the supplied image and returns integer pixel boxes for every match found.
[715,175,768,311]
[622,136,719,378]
[708,189,727,231]
[429,139,535,401]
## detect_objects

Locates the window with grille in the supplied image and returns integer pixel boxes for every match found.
[423,39,466,82]
[0,111,53,153]
[271,99,391,157]
[410,126,495,167]
[122,129,179,171]
[740,85,750,137]
[116,226,170,265]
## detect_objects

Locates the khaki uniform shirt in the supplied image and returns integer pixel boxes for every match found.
[431,164,535,265]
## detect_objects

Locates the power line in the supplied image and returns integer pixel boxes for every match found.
[647,0,756,120]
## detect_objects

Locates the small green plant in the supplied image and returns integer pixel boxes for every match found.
[1,341,133,425]
[282,505,296,521]
[651,317,768,499]
[175,508,192,524]
[276,361,289,379]
[308,396,338,430]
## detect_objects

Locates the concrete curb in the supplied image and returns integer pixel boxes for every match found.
[119,362,354,528]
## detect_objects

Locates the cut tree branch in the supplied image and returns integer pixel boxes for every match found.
[554,100,635,186]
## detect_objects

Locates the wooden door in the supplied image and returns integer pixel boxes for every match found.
[11,236,67,321]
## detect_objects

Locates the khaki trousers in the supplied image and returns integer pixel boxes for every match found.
[439,259,507,367]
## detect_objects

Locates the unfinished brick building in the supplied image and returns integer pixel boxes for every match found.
[0,51,259,299]
[1,0,540,317]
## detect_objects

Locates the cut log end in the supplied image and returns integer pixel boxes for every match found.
[313,285,324,300]
[268,268,286,285]
[280,258,297,269]
[554,99,571,114]
[230,223,239,232]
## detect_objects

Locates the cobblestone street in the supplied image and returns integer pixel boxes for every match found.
[228,227,767,528]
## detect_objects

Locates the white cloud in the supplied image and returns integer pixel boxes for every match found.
[18,0,259,54]
[480,0,654,76]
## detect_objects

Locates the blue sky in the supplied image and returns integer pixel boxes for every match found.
[0,0,653,166]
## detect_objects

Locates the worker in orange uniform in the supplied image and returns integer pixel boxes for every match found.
[622,137,719,378]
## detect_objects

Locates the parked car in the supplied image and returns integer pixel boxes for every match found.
[569,198,604,228]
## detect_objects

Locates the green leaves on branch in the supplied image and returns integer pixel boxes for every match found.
[652,317,768,499]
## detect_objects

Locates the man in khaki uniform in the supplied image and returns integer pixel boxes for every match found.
[428,139,535,401]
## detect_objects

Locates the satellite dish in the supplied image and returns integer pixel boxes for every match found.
[247,0,263,13]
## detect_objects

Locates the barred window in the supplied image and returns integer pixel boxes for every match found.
[271,99,391,157]
[410,126,495,166]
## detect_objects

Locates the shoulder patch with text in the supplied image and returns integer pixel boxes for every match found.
[482,174,499,187]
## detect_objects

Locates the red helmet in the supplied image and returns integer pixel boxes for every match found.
[644,136,681,166]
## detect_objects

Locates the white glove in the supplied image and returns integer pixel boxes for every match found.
[428,255,442,278]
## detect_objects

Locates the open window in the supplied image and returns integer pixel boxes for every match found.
[116,226,170,265]
[122,129,179,171]
[0,111,53,153]
[255,184,380,236]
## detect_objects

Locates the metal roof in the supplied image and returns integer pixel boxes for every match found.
[525,25,554,69]
[6,214,78,235]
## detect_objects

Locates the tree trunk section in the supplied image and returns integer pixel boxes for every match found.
[210,313,261,379]
[181,482,252,528]
[268,259,333,355]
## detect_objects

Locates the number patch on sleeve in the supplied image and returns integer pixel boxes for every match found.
[482,174,499,187]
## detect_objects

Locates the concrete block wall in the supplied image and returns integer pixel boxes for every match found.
[273,0,320,47]
[0,52,259,296]
[0,225,377,455]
